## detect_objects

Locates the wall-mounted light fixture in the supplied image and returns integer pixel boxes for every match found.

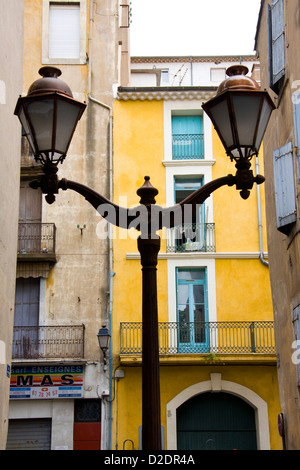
[97,325,111,371]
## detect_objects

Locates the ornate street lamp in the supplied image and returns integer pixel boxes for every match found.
[15,66,274,450]
[202,65,275,199]
[14,67,86,203]
[97,325,111,371]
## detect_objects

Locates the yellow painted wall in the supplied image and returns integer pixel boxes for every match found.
[113,365,282,450]
[112,97,280,451]
[112,99,168,327]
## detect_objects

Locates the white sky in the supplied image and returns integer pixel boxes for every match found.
[130,0,262,57]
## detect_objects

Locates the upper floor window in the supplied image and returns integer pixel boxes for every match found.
[268,0,285,94]
[176,268,209,352]
[160,70,169,85]
[42,0,87,65]
[293,90,300,183]
[172,115,204,160]
[273,142,297,234]
[210,68,226,83]
[49,3,80,59]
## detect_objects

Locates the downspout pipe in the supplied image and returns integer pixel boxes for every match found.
[87,91,114,449]
[255,154,269,267]
[88,1,115,448]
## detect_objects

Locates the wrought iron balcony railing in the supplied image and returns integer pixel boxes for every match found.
[172,133,204,159]
[12,325,85,360]
[120,322,276,355]
[167,223,215,253]
[18,223,56,258]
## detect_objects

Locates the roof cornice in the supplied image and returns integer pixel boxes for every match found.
[117,86,218,101]
[131,55,258,64]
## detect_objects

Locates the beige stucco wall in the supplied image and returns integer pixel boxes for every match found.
[0,0,24,450]
[255,0,300,450]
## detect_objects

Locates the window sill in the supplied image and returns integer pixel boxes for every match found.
[162,159,216,167]
[42,57,87,66]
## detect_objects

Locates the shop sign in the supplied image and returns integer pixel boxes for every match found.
[10,365,83,399]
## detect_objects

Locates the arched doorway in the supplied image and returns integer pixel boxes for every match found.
[177,392,257,450]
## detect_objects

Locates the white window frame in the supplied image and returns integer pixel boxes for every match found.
[42,0,87,65]
[167,258,217,325]
[163,100,214,162]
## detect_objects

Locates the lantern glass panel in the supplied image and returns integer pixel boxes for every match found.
[207,98,234,150]
[254,98,273,151]
[55,98,83,154]
[25,98,54,152]
[18,105,35,153]
[232,94,262,147]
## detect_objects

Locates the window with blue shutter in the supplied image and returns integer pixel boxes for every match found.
[273,142,297,234]
[268,0,285,94]
[293,91,300,183]
[172,115,204,159]
[174,177,206,251]
[176,268,209,352]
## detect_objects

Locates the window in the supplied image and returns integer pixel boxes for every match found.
[172,115,204,160]
[49,3,80,59]
[293,90,300,183]
[42,1,87,64]
[210,68,226,83]
[268,0,285,94]
[176,268,208,352]
[13,278,40,358]
[273,142,297,234]
[160,70,169,85]
[170,176,215,253]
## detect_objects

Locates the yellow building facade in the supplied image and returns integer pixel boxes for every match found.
[110,80,282,450]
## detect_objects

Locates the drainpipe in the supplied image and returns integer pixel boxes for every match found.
[86,91,114,449]
[88,0,115,449]
[255,154,269,267]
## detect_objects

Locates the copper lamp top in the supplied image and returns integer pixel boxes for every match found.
[216,65,260,95]
[27,66,73,98]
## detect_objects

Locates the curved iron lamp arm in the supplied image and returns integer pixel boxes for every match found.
[30,158,264,233]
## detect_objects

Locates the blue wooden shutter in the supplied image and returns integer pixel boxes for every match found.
[268,0,285,93]
[293,94,300,183]
[273,142,297,233]
[172,115,204,159]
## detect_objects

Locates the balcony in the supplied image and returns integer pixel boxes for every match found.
[17,223,56,262]
[167,223,215,253]
[12,325,85,360]
[120,321,276,357]
[172,133,204,160]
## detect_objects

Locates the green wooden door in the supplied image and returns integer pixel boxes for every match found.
[177,392,257,450]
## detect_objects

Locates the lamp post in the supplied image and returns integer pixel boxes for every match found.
[15,66,274,451]
[97,325,111,371]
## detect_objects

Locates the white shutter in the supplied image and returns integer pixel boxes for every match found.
[273,142,297,234]
[49,3,80,59]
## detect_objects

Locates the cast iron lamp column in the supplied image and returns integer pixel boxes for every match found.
[15,66,274,451]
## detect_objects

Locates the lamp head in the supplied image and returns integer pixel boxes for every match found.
[14,67,86,166]
[202,65,275,162]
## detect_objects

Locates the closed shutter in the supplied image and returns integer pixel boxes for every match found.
[268,0,285,93]
[293,93,300,183]
[293,306,300,385]
[273,142,297,234]
[6,419,51,450]
[49,3,80,59]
